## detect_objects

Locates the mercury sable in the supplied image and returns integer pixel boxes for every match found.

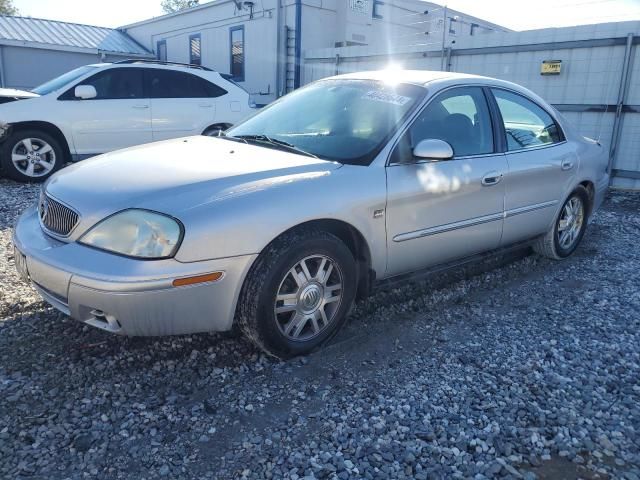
[13,71,609,357]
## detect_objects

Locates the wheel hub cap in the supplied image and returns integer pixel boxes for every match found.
[11,137,56,178]
[274,254,344,342]
[557,196,584,250]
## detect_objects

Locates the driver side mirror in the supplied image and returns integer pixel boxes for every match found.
[412,139,454,161]
[74,85,97,100]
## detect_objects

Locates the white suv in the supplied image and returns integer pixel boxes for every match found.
[0,60,255,182]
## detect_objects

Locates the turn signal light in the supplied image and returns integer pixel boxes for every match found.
[172,272,224,287]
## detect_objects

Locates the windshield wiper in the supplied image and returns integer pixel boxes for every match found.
[230,134,318,159]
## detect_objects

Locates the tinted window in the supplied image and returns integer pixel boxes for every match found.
[62,68,144,100]
[492,89,562,151]
[393,86,494,161]
[146,69,227,98]
[230,26,244,81]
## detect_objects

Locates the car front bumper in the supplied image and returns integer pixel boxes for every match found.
[13,206,257,336]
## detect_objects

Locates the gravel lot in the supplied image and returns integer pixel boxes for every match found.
[1,178,639,480]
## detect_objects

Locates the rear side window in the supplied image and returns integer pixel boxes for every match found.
[146,69,227,98]
[492,89,562,151]
[61,68,144,100]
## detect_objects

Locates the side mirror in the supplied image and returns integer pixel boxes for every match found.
[74,85,97,100]
[413,139,454,161]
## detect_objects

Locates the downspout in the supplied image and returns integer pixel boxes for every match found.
[0,46,5,88]
[275,0,282,97]
[607,32,634,178]
[294,0,302,89]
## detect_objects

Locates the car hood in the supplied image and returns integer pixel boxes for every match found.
[0,87,39,98]
[45,136,340,233]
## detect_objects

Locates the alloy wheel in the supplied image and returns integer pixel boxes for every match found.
[274,254,343,342]
[11,138,56,178]
[557,196,584,250]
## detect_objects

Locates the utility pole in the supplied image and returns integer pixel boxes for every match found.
[440,5,448,71]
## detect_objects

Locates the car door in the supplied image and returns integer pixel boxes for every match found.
[146,69,226,141]
[59,67,152,156]
[490,88,578,246]
[385,86,508,277]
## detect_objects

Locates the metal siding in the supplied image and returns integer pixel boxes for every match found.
[0,16,151,55]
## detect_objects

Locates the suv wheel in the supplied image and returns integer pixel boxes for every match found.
[237,228,357,358]
[1,130,63,182]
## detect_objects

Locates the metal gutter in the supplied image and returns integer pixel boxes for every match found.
[608,33,635,176]
[294,0,302,89]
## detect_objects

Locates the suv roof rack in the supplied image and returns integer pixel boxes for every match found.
[113,59,214,72]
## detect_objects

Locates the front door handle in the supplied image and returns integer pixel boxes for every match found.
[132,104,149,109]
[482,172,503,186]
[561,160,574,171]
[199,103,213,108]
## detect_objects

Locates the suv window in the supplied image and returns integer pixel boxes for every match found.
[61,68,144,100]
[492,89,562,151]
[146,69,227,98]
[392,86,494,162]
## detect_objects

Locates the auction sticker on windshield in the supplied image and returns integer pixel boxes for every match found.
[362,90,412,106]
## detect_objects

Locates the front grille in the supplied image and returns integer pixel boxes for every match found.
[39,194,79,237]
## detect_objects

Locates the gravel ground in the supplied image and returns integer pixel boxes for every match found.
[1,178,639,480]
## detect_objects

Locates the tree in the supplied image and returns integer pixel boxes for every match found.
[161,0,199,14]
[0,0,18,15]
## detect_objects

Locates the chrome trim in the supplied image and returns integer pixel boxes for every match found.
[39,193,80,238]
[393,212,503,243]
[504,200,558,218]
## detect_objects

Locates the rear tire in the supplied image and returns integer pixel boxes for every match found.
[1,130,63,182]
[533,186,589,260]
[236,228,357,358]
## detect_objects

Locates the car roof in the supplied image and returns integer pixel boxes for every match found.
[86,62,219,75]
[329,70,498,87]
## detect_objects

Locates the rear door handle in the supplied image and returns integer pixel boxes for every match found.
[561,160,574,171]
[482,172,503,186]
[132,104,149,109]
[199,103,213,108]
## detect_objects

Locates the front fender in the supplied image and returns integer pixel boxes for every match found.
[171,164,388,276]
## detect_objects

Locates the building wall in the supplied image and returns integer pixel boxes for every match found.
[303,21,640,189]
[0,46,131,90]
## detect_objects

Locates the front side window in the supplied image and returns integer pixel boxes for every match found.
[189,34,201,65]
[146,69,227,98]
[230,26,245,81]
[392,86,494,162]
[492,89,562,151]
[64,68,144,100]
[226,79,426,165]
[157,40,167,61]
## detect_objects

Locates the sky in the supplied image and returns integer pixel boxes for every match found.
[10,0,640,30]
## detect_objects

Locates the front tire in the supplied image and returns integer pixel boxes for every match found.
[237,228,357,358]
[533,186,589,260]
[1,130,63,182]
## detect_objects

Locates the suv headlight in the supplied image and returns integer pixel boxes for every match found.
[79,209,183,259]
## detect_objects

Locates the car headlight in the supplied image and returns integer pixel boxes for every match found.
[79,209,183,259]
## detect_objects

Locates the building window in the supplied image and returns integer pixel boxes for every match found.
[157,40,167,61]
[229,26,245,82]
[189,34,201,65]
[470,23,478,35]
[373,0,384,19]
[449,18,457,35]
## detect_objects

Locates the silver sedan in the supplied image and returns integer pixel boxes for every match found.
[13,70,609,357]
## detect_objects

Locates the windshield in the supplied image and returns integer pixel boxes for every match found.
[31,65,98,96]
[226,79,426,165]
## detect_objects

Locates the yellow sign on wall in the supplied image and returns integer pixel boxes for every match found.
[541,60,562,75]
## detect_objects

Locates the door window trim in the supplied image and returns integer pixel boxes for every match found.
[489,87,566,154]
[386,84,499,166]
